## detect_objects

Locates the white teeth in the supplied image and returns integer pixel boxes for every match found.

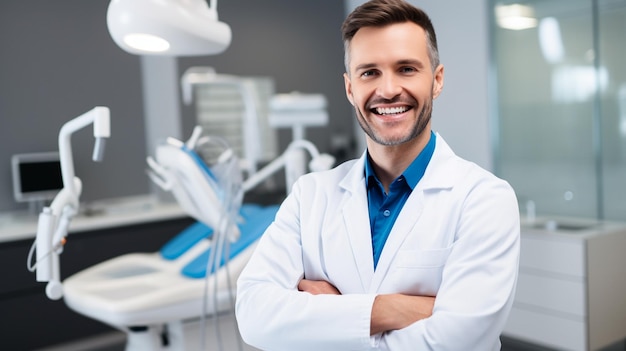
[376,106,408,115]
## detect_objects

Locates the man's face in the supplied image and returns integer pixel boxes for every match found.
[344,22,444,147]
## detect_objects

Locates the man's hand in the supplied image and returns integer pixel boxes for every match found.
[370,294,435,335]
[298,279,341,295]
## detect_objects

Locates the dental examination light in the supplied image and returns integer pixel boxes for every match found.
[107,0,232,56]
[28,107,111,300]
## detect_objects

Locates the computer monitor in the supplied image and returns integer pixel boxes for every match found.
[11,152,63,205]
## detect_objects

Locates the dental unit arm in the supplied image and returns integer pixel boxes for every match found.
[32,106,111,300]
[241,139,335,193]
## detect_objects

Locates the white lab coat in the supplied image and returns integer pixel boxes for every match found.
[236,134,520,351]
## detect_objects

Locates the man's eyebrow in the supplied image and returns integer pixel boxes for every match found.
[398,59,425,68]
[354,63,377,72]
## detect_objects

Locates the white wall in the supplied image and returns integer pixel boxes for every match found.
[345,0,493,171]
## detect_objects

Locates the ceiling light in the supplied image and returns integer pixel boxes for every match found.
[496,4,538,30]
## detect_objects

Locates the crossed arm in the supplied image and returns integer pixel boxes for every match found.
[297,279,435,335]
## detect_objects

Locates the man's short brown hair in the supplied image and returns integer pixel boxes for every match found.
[341,0,440,73]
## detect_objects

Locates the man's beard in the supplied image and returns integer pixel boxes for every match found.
[355,96,432,146]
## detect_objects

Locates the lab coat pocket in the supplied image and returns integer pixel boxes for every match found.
[386,247,452,295]
[396,247,451,268]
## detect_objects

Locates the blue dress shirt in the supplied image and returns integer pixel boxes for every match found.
[365,131,436,269]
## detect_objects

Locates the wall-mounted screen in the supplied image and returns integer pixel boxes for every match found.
[11,152,63,204]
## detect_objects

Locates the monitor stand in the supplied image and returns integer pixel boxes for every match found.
[28,200,47,217]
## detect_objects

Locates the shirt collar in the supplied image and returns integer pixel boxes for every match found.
[365,131,437,190]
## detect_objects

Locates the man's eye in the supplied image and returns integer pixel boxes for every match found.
[400,67,417,73]
[361,70,377,78]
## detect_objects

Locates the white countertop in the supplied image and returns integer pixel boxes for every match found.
[0,195,188,244]
[520,215,626,240]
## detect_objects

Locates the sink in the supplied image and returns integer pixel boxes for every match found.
[526,219,597,232]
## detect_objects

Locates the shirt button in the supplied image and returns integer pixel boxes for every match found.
[383,209,391,217]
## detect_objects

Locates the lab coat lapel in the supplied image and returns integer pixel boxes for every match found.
[339,154,375,292]
[369,189,425,292]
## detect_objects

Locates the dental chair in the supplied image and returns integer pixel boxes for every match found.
[61,126,334,350]
[62,204,278,350]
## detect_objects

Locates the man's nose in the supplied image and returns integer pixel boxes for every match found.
[376,74,402,99]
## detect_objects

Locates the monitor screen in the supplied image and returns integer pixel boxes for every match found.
[12,152,63,203]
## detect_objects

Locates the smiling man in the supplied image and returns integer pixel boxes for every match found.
[236,1,520,350]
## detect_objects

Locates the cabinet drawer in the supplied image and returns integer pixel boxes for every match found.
[515,273,585,316]
[520,234,585,277]
[504,306,587,351]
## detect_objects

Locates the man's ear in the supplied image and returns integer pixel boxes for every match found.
[343,73,355,106]
[432,64,444,99]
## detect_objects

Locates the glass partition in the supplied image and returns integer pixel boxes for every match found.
[598,0,626,220]
[491,0,626,221]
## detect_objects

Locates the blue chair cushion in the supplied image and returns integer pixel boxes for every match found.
[181,204,280,278]
[160,222,213,260]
